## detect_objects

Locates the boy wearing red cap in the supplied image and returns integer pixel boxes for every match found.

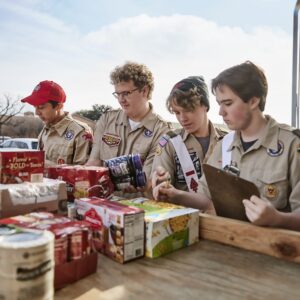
[21,80,93,165]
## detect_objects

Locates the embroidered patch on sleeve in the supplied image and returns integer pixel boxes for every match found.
[82,132,93,141]
[158,136,168,148]
[65,130,75,140]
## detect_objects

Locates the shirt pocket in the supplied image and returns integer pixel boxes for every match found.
[100,142,119,161]
[132,141,150,161]
[48,143,73,164]
[256,171,289,210]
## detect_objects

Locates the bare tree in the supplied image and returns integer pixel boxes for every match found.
[0,95,24,135]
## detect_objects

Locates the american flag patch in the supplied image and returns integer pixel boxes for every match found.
[158,137,168,147]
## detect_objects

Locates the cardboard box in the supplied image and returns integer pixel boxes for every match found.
[0,178,67,218]
[75,197,145,263]
[45,165,114,201]
[0,150,44,183]
[120,198,199,258]
[54,251,98,290]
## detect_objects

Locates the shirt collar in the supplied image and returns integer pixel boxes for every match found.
[118,103,157,132]
[181,120,218,142]
[46,112,72,136]
[229,115,279,151]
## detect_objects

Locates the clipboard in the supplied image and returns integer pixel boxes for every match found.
[202,164,260,222]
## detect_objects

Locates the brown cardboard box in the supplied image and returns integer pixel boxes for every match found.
[0,178,67,218]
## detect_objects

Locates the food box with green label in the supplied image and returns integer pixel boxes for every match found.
[120,198,199,258]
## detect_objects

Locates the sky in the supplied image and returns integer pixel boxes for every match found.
[0,0,296,125]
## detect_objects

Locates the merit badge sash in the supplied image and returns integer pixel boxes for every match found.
[170,135,199,193]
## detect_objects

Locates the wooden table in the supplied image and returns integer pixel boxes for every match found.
[55,239,300,300]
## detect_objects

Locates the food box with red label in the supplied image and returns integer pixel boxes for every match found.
[45,165,114,201]
[0,150,44,184]
[75,197,145,263]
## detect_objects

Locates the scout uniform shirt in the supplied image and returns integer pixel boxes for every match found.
[39,113,93,165]
[198,115,300,212]
[89,104,172,179]
[152,121,225,192]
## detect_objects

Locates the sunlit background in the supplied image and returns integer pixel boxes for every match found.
[0,0,294,124]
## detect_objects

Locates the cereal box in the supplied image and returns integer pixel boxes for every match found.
[75,197,145,263]
[120,198,199,258]
[0,150,44,183]
[45,165,114,201]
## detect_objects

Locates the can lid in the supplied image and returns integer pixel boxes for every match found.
[0,230,54,249]
[0,224,17,236]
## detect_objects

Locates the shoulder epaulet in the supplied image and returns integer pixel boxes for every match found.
[277,123,300,138]
[72,119,91,132]
[166,130,178,138]
[292,129,300,138]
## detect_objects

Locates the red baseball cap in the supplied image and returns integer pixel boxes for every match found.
[21,80,66,106]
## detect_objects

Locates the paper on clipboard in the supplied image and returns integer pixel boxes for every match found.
[202,164,260,222]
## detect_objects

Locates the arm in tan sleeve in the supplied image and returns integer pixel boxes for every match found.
[86,116,106,165]
[151,141,176,185]
[142,123,171,180]
[72,128,93,165]
[288,138,300,211]
[197,141,222,199]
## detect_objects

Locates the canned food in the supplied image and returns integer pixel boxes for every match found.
[105,154,146,190]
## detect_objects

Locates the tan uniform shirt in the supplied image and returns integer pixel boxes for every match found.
[89,104,172,180]
[152,121,224,191]
[39,113,93,165]
[198,115,300,212]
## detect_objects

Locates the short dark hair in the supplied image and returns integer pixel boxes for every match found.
[211,61,268,111]
[48,100,60,108]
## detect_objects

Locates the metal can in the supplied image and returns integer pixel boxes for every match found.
[105,153,146,190]
[0,228,54,300]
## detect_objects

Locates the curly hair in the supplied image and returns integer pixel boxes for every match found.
[110,61,154,99]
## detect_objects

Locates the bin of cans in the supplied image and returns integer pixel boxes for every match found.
[105,154,146,190]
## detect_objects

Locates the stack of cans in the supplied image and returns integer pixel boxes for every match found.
[105,154,146,190]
